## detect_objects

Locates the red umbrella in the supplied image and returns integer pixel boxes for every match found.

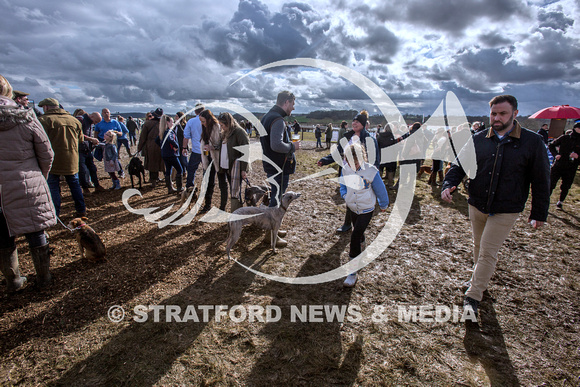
[529,105,580,119]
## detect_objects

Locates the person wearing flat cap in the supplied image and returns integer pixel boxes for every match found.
[317,109,380,233]
[37,97,87,217]
[13,90,29,108]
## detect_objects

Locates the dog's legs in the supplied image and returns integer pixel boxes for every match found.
[78,242,85,259]
[271,227,279,254]
[131,175,135,188]
[226,222,243,260]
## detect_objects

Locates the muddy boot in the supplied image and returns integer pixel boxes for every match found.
[176,174,184,193]
[166,175,176,194]
[438,170,444,185]
[30,244,51,288]
[0,246,27,293]
[230,198,242,212]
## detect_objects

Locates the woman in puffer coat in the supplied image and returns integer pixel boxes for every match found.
[0,75,56,293]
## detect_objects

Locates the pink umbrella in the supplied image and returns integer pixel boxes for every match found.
[529,105,580,119]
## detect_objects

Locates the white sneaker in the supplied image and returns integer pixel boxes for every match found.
[343,273,358,288]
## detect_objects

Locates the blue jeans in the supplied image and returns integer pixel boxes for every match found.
[78,151,100,188]
[47,173,86,216]
[179,155,188,175]
[117,138,131,157]
[129,132,137,146]
[186,152,202,188]
[163,157,183,178]
[267,171,290,208]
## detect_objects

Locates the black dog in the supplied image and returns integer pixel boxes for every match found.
[127,156,146,188]
[244,184,270,207]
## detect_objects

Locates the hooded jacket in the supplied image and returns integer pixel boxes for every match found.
[339,161,389,214]
[0,96,56,236]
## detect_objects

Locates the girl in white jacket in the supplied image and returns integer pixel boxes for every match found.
[339,143,389,287]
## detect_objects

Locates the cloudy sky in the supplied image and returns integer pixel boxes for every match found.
[2,0,580,116]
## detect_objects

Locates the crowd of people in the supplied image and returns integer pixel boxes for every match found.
[1,74,577,321]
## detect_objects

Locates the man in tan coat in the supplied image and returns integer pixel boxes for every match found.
[38,98,86,217]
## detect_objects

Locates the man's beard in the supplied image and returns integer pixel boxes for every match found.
[492,115,514,131]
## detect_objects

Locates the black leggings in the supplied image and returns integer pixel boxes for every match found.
[349,211,373,258]
[0,211,47,249]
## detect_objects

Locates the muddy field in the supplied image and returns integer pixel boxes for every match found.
[1,139,579,386]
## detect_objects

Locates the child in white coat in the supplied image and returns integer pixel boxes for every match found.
[339,142,389,287]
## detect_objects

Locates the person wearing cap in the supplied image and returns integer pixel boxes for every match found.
[138,108,165,188]
[0,75,56,293]
[183,103,205,190]
[37,97,87,218]
[317,110,380,233]
[548,122,580,209]
[13,90,30,108]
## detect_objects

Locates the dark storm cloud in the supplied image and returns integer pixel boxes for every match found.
[538,9,574,31]
[448,48,561,91]
[478,31,514,48]
[201,0,313,67]
[367,0,530,33]
[517,28,580,66]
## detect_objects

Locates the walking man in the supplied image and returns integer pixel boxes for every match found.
[548,122,580,209]
[441,95,550,319]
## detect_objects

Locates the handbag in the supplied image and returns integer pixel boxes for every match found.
[93,146,103,161]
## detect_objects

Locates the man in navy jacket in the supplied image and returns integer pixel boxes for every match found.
[442,95,550,319]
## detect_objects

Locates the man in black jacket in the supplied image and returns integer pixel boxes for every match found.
[549,122,580,209]
[442,95,550,318]
[260,91,301,247]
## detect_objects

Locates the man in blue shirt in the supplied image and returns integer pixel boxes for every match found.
[183,103,205,191]
[95,108,125,177]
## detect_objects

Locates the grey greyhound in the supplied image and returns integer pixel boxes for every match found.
[226,191,301,259]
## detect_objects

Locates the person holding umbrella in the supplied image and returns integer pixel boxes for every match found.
[548,122,580,209]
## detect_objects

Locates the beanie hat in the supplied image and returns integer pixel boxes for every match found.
[353,110,369,129]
